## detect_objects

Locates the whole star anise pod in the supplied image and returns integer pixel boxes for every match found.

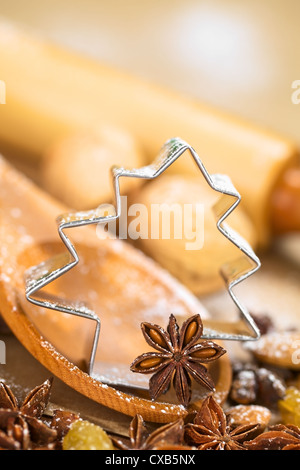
[111,414,190,450]
[245,424,300,450]
[130,314,226,407]
[184,395,261,450]
[0,378,58,450]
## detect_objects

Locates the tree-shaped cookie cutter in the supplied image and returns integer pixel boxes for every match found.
[25,137,261,380]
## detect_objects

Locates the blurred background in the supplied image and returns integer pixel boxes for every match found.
[0,0,299,144]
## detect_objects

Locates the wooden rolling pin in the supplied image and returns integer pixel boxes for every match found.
[0,18,299,248]
[270,165,300,235]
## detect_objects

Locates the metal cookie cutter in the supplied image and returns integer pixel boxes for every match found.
[24,137,261,387]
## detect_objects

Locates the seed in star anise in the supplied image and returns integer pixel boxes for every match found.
[130,314,226,407]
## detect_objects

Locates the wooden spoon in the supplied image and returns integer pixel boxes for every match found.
[0,156,231,423]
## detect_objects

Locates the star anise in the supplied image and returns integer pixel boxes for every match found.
[245,424,300,450]
[184,395,261,450]
[111,414,189,450]
[130,314,226,407]
[0,378,58,450]
[50,409,80,441]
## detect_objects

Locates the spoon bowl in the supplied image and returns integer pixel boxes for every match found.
[0,156,231,422]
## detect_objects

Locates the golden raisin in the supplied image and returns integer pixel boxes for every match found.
[278,387,300,426]
[62,419,115,450]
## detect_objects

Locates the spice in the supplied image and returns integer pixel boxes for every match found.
[130,314,226,406]
[51,409,80,441]
[245,424,300,450]
[184,395,260,450]
[111,414,186,450]
[0,378,58,449]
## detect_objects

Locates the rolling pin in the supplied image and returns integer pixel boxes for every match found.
[270,165,300,235]
[0,18,299,248]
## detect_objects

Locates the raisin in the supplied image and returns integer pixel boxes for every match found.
[278,387,300,427]
[250,313,275,336]
[62,419,115,450]
[230,362,286,408]
[256,368,286,408]
[230,370,257,405]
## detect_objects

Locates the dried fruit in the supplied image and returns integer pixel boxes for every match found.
[249,313,275,336]
[245,332,300,370]
[256,367,287,407]
[230,368,257,405]
[230,362,286,408]
[62,420,115,450]
[226,405,271,430]
[278,387,300,426]
[130,314,226,406]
